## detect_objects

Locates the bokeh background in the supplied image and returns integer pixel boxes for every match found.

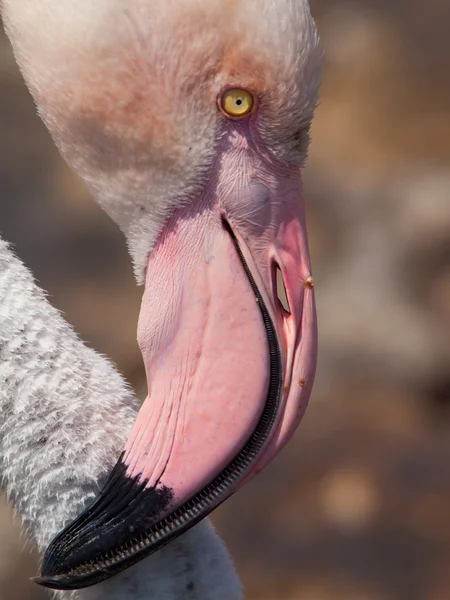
[1,1,449,598]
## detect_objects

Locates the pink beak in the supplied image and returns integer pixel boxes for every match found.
[35,125,318,590]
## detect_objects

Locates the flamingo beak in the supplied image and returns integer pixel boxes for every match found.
[34,146,318,590]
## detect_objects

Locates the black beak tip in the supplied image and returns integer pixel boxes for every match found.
[31,575,73,591]
[30,576,47,587]
[31,571,110,591]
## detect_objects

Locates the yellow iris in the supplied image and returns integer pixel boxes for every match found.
[221,88,254,118]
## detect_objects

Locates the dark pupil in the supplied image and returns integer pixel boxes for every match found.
[236,98,243,106]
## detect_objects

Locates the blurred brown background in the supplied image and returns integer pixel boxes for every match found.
[1,1,450,599]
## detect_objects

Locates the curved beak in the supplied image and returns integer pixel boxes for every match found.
[34,149,318,590]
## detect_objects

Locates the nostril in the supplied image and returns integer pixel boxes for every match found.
[276,267,291,314]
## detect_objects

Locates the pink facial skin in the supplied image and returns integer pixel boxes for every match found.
[122,116,318,513]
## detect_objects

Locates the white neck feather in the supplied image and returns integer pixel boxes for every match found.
[0,238,242,600]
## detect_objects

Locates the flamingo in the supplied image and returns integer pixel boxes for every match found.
[0,0,321,598]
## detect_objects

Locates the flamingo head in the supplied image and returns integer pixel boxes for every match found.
[2,0,321,589]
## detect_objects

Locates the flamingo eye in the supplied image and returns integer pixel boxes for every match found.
[220,88,254,118]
